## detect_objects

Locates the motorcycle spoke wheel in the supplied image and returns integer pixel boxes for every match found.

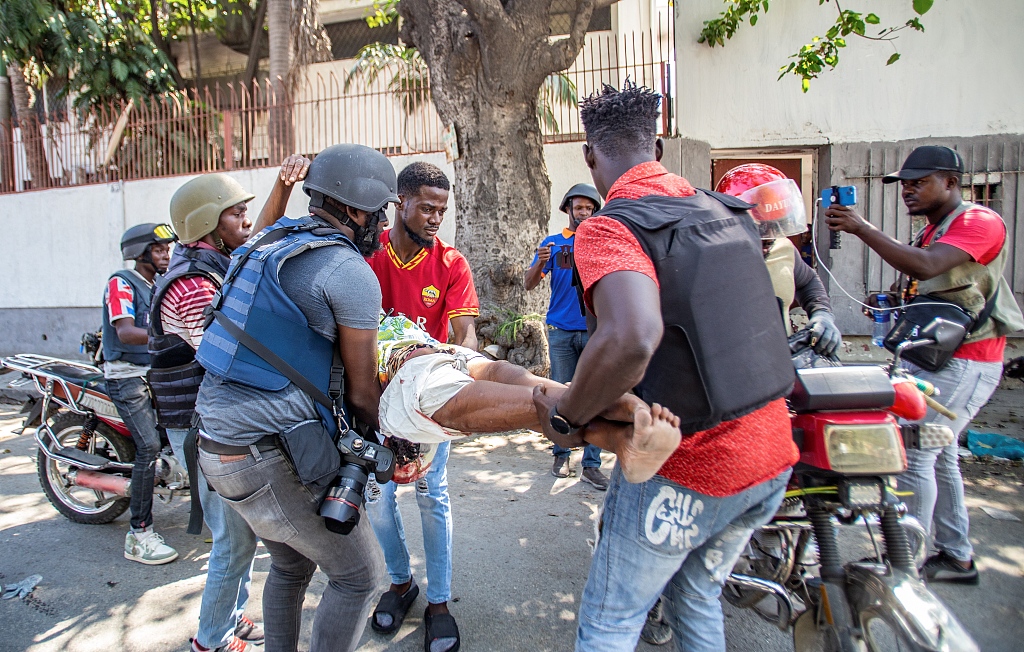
[36,412,135,524]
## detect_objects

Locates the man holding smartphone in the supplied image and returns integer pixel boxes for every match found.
[524,183,609,489]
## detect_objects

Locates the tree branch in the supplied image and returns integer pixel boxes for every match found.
[452,0,508,30]
[542,0,596,72]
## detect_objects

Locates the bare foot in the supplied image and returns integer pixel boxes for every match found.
[618,403,681,484]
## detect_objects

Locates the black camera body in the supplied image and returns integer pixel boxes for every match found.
[319,427,395,534]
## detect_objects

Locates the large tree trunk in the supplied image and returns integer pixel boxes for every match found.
[267,0,293,159]
[7,61,49,189]
[399,0,594,316]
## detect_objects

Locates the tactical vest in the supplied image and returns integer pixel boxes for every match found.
[600,191,795,435]
[148,245,229,428]
[907,202,1024,344]
[101,269,153,366]
[765,238,797,335]
[195,216,360,433]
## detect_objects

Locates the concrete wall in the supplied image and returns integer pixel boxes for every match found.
[675,0,1024,148]
[0,151,452,357]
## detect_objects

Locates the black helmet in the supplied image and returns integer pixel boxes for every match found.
[559,183,602,213]
[303,144,399,212]
[120,223,177,260]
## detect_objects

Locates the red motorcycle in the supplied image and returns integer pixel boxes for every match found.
[2,353,188,524]
[725,318,978,652]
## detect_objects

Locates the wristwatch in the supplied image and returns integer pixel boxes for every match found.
[549,406,581,436]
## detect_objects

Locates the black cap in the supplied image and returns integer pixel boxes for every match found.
[882,146,964,184]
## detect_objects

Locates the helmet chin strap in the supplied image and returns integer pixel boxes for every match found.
[310,191,383,255]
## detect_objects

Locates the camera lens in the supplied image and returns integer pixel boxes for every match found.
[319,463,368,535]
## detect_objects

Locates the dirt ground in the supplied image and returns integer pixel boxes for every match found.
[1,377,1023,652]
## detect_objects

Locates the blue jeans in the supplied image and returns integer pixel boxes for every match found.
[167,428,258,649]
[576,467,791,652]
[365,441,452,604]
[198,444,383,652]
[106,376,161,530]
[548,327,601,467]
[897,358,1002,561]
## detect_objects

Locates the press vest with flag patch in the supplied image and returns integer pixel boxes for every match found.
[101,269,153,366]
[195,216,360,434]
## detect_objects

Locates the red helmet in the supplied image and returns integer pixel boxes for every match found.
[715,164,806,239]
[715,163,788,196]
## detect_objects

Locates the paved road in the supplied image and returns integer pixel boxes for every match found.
[1,381,1023,652]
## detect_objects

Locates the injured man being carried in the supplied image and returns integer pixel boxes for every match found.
[376,314,681,484]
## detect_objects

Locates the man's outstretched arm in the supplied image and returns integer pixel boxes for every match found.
[551,271,663,428]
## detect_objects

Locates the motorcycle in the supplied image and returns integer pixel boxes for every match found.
[1,352,189,524]
[724,317,979,652]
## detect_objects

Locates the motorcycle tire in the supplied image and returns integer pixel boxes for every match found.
[36,411,135,524]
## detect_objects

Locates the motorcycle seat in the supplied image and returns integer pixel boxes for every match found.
[41,363,107,393]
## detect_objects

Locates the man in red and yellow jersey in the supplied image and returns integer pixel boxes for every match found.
[365,161,478,652]
[368,163,479,347]
[533,82,798,651]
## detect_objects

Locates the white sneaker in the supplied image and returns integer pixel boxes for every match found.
[125,528,179,565]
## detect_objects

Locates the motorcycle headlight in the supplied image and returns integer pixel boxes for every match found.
[825,423,906,474]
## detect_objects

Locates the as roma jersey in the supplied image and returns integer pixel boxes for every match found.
[368,230,480,342]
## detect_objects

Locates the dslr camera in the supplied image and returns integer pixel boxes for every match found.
[319,426,395,534]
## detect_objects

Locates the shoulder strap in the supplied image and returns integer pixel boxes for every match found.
[969,287,1000,335]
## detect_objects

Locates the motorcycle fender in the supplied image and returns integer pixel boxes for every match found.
[844,563,978,652]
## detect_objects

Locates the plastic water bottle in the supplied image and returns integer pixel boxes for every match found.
[872,293,891,347]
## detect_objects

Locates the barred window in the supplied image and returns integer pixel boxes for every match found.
[325,19,400,60]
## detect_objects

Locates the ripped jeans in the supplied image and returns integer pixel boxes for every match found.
[576,466,790,652]
[365,441,452,604]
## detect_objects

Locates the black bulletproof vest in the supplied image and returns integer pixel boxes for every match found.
[600,191,795,434]
[148,246,229,428]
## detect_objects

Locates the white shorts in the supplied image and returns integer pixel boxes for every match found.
[379,352,475,444]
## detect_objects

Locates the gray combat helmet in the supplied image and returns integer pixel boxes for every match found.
[121,223,177,260]
[559,183,603,213]
[303,144,399,212]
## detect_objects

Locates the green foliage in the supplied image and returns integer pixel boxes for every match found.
[352,6,578,131]
[496,310,545,342]
[538,72,578,134]
[345,43,430,115]
[699,0,933,92]
[0,0,255,116]
[365,0,400,28]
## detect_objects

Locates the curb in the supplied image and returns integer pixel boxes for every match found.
[0,371,38,404]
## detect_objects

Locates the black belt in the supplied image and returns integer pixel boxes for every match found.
[198,434,279,456]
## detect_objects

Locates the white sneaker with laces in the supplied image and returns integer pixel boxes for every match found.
[125,528,179,565]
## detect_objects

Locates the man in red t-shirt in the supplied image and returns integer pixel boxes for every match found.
[827,146,1024,585]
[368,164,479,347]
[365,162,478,652]
[533,82,798,651]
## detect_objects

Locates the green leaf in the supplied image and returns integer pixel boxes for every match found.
[111,59,128,82]
[750,14,757,26]
[913,0,934,15]
[865,13,881,25]
[801,77,810,93]
[886,52,901,65]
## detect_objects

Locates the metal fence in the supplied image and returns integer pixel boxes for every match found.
[0,20,675,195]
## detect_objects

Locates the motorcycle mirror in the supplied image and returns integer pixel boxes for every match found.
[919,317,966,350]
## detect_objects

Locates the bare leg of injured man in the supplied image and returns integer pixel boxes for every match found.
[379,346,682,484]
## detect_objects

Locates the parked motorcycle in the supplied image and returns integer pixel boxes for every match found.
[1,353,188,524]
[724,317,979,652]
